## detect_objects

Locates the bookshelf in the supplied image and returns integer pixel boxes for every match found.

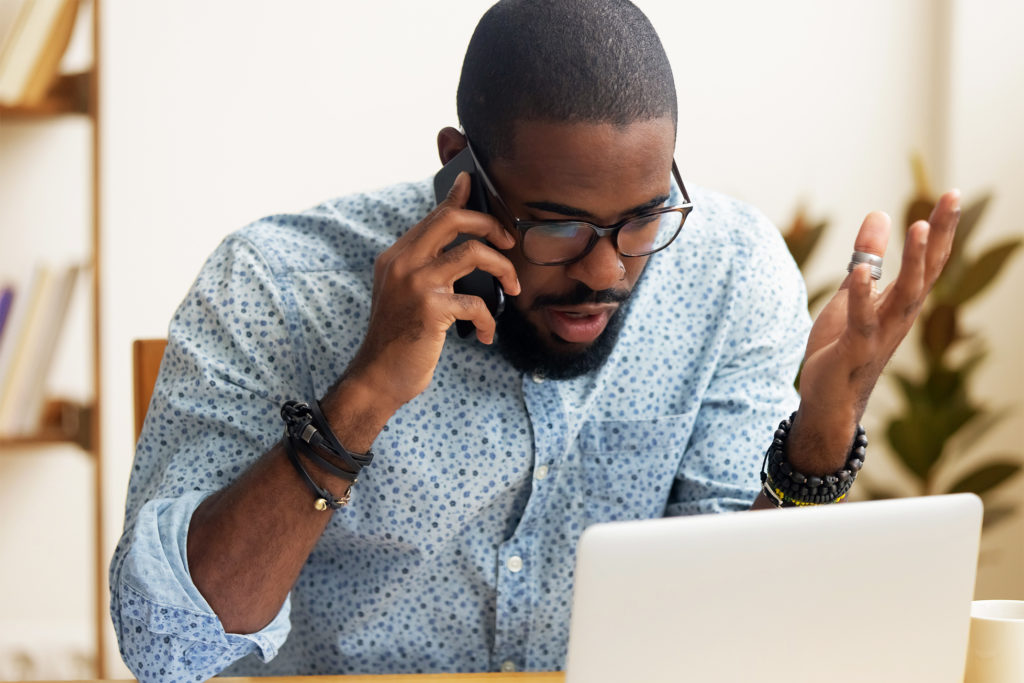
[0,71,90,117]
[0,399,93,449]
[0,0,105,677]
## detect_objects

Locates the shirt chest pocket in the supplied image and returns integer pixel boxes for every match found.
[577,415,694,523]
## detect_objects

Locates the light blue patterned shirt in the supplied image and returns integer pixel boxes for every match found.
[110,178,809,680]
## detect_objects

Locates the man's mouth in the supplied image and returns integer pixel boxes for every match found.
[543,304,617,344]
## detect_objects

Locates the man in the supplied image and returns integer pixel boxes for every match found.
[110,0,960,679]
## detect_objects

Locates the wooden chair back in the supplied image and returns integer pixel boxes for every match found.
[132,338,167,440]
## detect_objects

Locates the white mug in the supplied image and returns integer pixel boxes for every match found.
[963,600,1024,683]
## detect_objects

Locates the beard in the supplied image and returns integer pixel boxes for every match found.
[494,281,633,380]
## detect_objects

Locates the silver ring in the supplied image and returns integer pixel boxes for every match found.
[848,251,883,280]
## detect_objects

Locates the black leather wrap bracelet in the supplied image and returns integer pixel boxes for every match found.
[281,400,375,511]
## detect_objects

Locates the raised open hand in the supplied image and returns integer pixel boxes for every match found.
[788,190,961,472]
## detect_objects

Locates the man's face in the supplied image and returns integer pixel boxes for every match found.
[485,117,677,378]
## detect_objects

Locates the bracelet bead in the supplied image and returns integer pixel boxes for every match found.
[759,413,867,508]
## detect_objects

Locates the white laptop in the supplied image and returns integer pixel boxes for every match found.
[565,494,983,683]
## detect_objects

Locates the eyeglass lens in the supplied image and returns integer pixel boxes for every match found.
[521,210,685,264]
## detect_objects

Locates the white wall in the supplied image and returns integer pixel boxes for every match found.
[1,0,1020,678]
[942,0,1024,604]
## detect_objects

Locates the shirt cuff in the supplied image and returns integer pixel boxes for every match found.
[118,490,291,662]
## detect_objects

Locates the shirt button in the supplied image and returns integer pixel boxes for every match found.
[535,464,549,480]
[501,661,517,672]
[531,372,545,383]
[507,555,523,572]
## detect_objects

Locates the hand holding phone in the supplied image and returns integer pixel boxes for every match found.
[338,157,519,414]
[433,147,506,338]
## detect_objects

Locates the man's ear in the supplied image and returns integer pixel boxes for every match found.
[437,127,468,165]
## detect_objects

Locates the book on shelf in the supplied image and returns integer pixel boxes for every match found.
[0,286,14,343]
[0,1,26,68]
[0,263,81,438]
[0,0,79,108]
[0,266,45,423]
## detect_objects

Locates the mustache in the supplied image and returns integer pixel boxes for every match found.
[528,282,631,310]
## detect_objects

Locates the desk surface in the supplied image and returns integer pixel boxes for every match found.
[62,675,564,682]
[232,676,563,682]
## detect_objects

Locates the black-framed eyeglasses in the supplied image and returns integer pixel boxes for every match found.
[463,136,694,266]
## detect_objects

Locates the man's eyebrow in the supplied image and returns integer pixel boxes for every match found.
[524,194,671,220]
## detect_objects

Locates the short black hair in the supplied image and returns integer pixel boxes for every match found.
[457,0,677,165]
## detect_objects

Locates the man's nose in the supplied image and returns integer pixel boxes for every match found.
[565,237,625,292]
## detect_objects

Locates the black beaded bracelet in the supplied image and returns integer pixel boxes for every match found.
[281,400,374,511]
[759,412,867,508]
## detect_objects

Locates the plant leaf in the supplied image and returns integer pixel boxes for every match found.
[953,347,989,377]
[939,402,980,444]
[886,418,933,481]
[794,221,829,268]
[904,154,934,230]
[781,207,830,269]
[921,304,957,362]
[885,377,978,480]
[982,504,1017,530]
[950,194,993,259]
[948,461,1022,495]
[953,407,1012,448]
[924,364,964,404]
[857,484,903,501]
[905,198,934,232]
[951,240,1023,306]
[889,370,928,410]
[933,196,994,297]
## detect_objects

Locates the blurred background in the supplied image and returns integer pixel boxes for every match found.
[0,0,1020,678]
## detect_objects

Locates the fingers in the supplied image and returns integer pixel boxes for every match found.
[434,239,521,296]
[877,188,958,326]
[847,264,877,337]
[840,211,891,291]
[444,293,499,345]
[419,290,499,345]
[882,220,929,321]
[885,188,958,311]
[446,168,470,203]
[370,169,524,351]
[386,220,521,300]
[852,210,892,258]
[802,189,961,422]
[924,189,961,282]
[415,172,517,256]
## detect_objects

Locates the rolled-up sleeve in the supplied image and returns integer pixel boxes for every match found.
[110,232,312,680]
[114,491,291,681]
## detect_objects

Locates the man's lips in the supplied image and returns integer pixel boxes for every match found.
[542,304,618,344]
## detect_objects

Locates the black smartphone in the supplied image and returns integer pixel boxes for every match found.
[433,147,506,338]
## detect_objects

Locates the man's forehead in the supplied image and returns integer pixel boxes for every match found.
[498,117,676,165]
[489,117,676,218]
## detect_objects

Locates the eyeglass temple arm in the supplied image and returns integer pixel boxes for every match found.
[671,160,691,205]
[462,136,502,199]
